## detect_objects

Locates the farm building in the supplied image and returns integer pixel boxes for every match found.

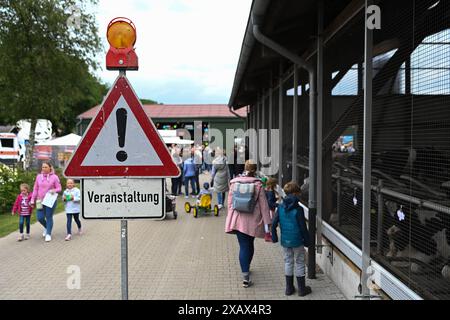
[229,0,450,299]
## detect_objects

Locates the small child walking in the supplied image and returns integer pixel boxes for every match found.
[265,178,279,216]
[11,183,33,241]
[271,181,312,297]
[263,177,279,242]
[63,179,82,241]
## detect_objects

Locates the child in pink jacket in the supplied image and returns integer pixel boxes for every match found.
[12,183,33,241]
[225,160,272,288]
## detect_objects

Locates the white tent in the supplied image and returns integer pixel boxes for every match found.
[37,133,81,146]
[157,130,193,145]
[162,136,194,146]
[158,130,177,137]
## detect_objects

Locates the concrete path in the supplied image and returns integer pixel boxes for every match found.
[0,174,345,300]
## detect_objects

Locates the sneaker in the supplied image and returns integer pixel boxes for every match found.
[218,204,223,210]
[25,234,30,240]
[78,227,83,235]
[185,196,189,199]
[42,230,47,238]
[45,234,52,242]
[65,234,72,241]
[264,233,272,242]
[17,234,24,242]
[242,279,252,288]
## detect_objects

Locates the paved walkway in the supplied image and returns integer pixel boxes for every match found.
[0,174,345,300]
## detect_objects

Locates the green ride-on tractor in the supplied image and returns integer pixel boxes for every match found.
[184,192,219,218]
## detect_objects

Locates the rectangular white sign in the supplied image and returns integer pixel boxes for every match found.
[82,179,165,219]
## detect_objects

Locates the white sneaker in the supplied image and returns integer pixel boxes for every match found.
[42,230,47,238]
[78,227,83,235]
[45,234,52,242]
[218,204,223,209]
[65,234,72,241]
[25,234,30,240]
[17,234,24,242]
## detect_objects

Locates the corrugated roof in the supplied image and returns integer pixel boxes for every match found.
[78,104,247,120]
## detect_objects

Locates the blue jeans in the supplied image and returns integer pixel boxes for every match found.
[67,213,82,235]
[19,215,31,234]
[217,192,226,206]
[37,201,57,236]
[184,176,197,196]
[236,231,255,274]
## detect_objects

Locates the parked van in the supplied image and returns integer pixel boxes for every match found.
[0,133,21,164]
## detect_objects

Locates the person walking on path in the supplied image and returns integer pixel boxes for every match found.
[183,154,198,198]
[225,160,272,288]
[211,148,230,209]
[171,146,183,195]
[30,162,62,242]
[193,146,202,191]
[11,183,33,242]
[178,148,184,195]
[63,179,82,241]
[204,145,213,172]
[271,181,312,297]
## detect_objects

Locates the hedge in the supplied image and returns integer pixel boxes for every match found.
[0,166,67,214]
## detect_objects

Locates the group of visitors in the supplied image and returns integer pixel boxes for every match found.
[169,144,236,209]
[11,161,82,243]
[224,160,312,297]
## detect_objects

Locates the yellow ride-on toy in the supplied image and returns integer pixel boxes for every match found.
[184,193,219,218]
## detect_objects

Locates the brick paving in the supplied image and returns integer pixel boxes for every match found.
[0,173,345,300]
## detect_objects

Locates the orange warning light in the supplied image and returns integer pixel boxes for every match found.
[106,17,138,71]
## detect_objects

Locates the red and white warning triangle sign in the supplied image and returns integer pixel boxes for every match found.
[65,76,180,178]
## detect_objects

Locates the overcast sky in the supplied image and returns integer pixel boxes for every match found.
[93,0,252,104]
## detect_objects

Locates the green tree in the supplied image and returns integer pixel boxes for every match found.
[0,0,103,168]
[140,99,162,105]
[53,68,108,135]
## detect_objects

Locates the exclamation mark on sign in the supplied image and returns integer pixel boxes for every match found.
[116,108,128,162]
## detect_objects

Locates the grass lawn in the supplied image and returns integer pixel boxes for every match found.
[0,201,65,238]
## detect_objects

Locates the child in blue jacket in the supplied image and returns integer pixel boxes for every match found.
[271,181,311,297]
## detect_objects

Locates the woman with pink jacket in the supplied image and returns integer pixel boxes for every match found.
[225,160,272,288]
[31,162,62,242]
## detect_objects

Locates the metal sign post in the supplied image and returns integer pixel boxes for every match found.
[121,219,128,300]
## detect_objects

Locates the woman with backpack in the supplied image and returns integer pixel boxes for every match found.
[225,160,272,288]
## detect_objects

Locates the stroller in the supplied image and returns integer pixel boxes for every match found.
[165,183,178,219]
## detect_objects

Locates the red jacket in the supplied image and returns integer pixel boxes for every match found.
[12,193,33,216]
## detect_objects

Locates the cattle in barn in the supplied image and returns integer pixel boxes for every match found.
[385,200,450,280]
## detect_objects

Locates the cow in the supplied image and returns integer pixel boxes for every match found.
[385,200,450,280]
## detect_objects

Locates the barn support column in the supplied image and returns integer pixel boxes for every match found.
[361,0,374,299]
[278,62,284,185]
[316,0,324,254]
[292,66,299,182]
